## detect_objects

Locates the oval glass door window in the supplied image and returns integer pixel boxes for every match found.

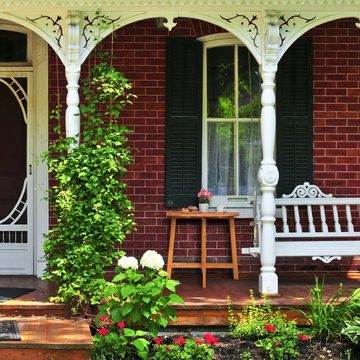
[0,78,26,221]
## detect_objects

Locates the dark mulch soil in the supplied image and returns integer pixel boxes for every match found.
[92,329,360,359]
[213,334,359,359]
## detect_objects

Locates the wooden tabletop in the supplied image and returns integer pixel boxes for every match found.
[166,210,240,219]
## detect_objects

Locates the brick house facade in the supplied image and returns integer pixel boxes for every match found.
[1,1,359,293]
[48,17,360,278]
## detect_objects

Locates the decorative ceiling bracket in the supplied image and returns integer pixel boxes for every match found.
[262,13,281,69]
[220,12,260,48]
[156,17,177,31]
[82,12,121,49]
[26,14,64,49]
[279,14,316,47]
[66,11,81,68]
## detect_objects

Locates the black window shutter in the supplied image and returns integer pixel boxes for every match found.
[276,37,313,195]
[165,37,203,208]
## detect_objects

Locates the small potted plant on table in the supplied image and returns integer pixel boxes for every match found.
[197,188,212,213]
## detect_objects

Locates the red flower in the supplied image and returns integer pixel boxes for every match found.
[264,324,276,333]
[275,340,280,347]
[98,328,110,336]
[203,333,219,344]
[196,340,203,345]
[298,334,310,342]
[154,337,164,345]
[118,321,125,329]
[173,336,186,346]
[99,315,107,322]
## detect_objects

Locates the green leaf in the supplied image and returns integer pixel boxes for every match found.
[120,284,135,298]
[110,307,122,323]
[121,302,133,316]
[165,279,180,292]
[168,293,184,304]
[158,316,168,327]
[151,287,162,296]
[149,323,159,337]
[123,328,135,337]
[132,338,146,351]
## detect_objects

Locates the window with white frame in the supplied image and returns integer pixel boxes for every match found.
[201,34,262,210]
[165,35,312,214]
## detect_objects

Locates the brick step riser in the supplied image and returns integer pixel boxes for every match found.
[0,306,71,318]
[0,349,91,360]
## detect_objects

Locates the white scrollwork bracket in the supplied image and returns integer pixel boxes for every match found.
[312,256,342,263]
[258,165,279,187]
[282,182,333,199]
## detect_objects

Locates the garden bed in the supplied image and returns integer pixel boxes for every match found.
[94,333,359,359]
[213,334,359,359]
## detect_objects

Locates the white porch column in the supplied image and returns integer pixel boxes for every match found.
[65,67,80,144]
[257,16,281,294]
[65,11,81,148]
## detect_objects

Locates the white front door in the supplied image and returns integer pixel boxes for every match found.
[0,72,34,274]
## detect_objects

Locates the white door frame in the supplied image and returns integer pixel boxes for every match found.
[0,71,34,274]
[0,28,48,276]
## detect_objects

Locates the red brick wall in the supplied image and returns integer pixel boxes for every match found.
[311,18,360,199]
[48,18,360,277]
[307,18,360,276]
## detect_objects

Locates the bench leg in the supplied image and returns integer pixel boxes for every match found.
[167,218,176,278]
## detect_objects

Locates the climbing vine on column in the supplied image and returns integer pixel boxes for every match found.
[43,59,137,313]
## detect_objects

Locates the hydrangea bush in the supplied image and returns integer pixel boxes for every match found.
[98,250,184,337]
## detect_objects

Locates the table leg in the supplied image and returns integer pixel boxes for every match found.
[201,217,207,288]
[167,218,176,278]
[229,217,239,280]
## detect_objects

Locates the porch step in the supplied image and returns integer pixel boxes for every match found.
[0,301,70,318]
[0,317,93,360]
[172,305,307,326]
[0,277,71,318]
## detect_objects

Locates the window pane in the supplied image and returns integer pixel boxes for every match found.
[207,47,234,118]
[238,121,261,196]
[238,47,261,118]
[208,122,234,195]
[0,30,27,62]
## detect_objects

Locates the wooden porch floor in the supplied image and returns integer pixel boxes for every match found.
[0,274,359,326]
[171,272,360,326]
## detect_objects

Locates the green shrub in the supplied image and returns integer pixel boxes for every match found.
[151,334,217,360]
[342,317,360,345]
[228,290,310,360]
[295,277,360,341]
[255,320,308,360]
[228,290,279,340]
[92,323,150,360]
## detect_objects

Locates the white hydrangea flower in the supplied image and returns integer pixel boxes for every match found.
[117,256,139,270]
[140,250,164,271]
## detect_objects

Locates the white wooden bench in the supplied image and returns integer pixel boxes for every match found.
[243,182,360,263]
